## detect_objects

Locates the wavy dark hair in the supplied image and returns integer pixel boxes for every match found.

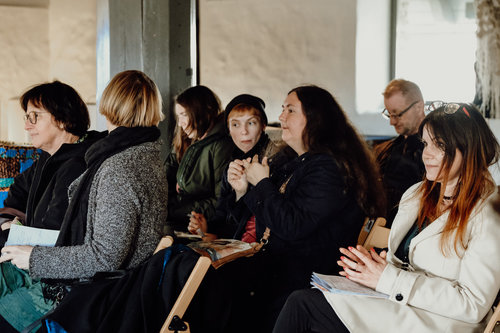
[417,103,499,256]
[289,85,385,217]
[172,85,222,161]
[20,81,90,136]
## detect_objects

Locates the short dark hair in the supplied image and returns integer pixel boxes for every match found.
[20,81,90,136]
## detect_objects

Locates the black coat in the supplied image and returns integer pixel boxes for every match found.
[207,133,281,239]
[203,151,366,332]
[44,245,199,333]
[245,152,364,282]
[2,131,106,230]
[375,134,425,227]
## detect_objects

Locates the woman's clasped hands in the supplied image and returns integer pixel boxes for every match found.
[228,155,269,200]
[338,245,387,289]
[241,155,269,186]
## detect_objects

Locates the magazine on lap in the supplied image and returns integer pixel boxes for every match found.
[188,238,257,269]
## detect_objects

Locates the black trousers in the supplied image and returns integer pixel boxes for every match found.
[273,289,349,333]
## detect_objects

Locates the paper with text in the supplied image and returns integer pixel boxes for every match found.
[5,224,59,247]
[311,272,388,298]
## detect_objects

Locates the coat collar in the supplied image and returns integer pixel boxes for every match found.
[389,183,448,255]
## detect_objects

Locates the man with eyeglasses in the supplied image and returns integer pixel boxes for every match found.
[375,79,426,228]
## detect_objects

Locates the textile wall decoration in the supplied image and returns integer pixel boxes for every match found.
[475,0,500,118]
[0,141,39,208]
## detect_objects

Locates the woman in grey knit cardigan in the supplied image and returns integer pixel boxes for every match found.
[0,70,168,332]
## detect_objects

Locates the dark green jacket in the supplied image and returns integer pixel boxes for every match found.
[165,116,234,230]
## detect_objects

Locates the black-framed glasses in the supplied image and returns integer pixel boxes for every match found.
[382,100,419,120]
[24,111,48,125]
[425,101,471,118]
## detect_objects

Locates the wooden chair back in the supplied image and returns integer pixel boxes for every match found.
[358,217,390,250]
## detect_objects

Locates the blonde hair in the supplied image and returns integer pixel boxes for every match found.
[382,79,423,104]
[100,70,164,127]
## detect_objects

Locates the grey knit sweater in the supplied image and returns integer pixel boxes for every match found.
[29,141,168,279]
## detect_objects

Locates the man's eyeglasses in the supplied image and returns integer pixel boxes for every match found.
[382,101,419,120]
[24,111,48,125]
[425,101,470,118]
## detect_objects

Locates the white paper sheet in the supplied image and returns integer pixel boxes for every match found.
[5,224,59,247]
[311,272,388,298]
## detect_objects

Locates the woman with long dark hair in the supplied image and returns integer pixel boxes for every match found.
[166,85,233,231]
[214,85,385,332]
[274,103,500,333]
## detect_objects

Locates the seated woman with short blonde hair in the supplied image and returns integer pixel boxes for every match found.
[0,70,168,332]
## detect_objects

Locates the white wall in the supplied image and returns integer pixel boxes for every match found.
[0,0,96,142]
[199,0,357,123]
[0,6,48,142]
[49,0,97,104]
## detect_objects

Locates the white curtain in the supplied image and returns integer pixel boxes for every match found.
[475,0,500,118]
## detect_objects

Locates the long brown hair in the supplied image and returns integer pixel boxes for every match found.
[417,103,499,255]
[172,85,222,161]
[289,85,386,218]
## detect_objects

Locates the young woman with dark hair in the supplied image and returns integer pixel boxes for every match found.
[288,85,385,217]
[274,103,500,333]
[166,85,234,231]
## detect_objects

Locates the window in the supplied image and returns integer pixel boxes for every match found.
[395,0,477,103]
[356,0,477,114]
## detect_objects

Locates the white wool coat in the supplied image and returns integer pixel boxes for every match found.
[324,182,500,333]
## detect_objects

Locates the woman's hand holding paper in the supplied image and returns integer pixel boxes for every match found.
[0,245,33,270]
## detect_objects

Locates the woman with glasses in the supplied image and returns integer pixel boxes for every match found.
[0,81,105,246]
[0,71,168,332]
[274,103,500,333]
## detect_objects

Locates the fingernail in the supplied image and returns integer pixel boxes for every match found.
[348,246,354,250]
[340,256,345,260]
[371,248,375,252]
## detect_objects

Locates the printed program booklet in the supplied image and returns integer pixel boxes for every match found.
[311,272,388,298]
[188,238,256,269]
[5,224,60,247]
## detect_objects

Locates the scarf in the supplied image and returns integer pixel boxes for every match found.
[231,132,271,161]
[55,126,161,247]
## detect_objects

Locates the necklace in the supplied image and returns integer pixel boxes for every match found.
[443,195,453,201]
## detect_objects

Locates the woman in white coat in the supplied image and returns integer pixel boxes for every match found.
[273,102,500,333]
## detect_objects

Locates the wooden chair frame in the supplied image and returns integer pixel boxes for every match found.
[484,293,500,333]
[154,236,211,333]
[358,217,390,250]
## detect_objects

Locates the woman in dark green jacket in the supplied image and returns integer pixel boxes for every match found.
[165,86,233,231]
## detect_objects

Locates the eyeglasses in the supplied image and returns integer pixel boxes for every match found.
[24,111,48,125]
[382,101,419,120]
[425,101,470,118]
